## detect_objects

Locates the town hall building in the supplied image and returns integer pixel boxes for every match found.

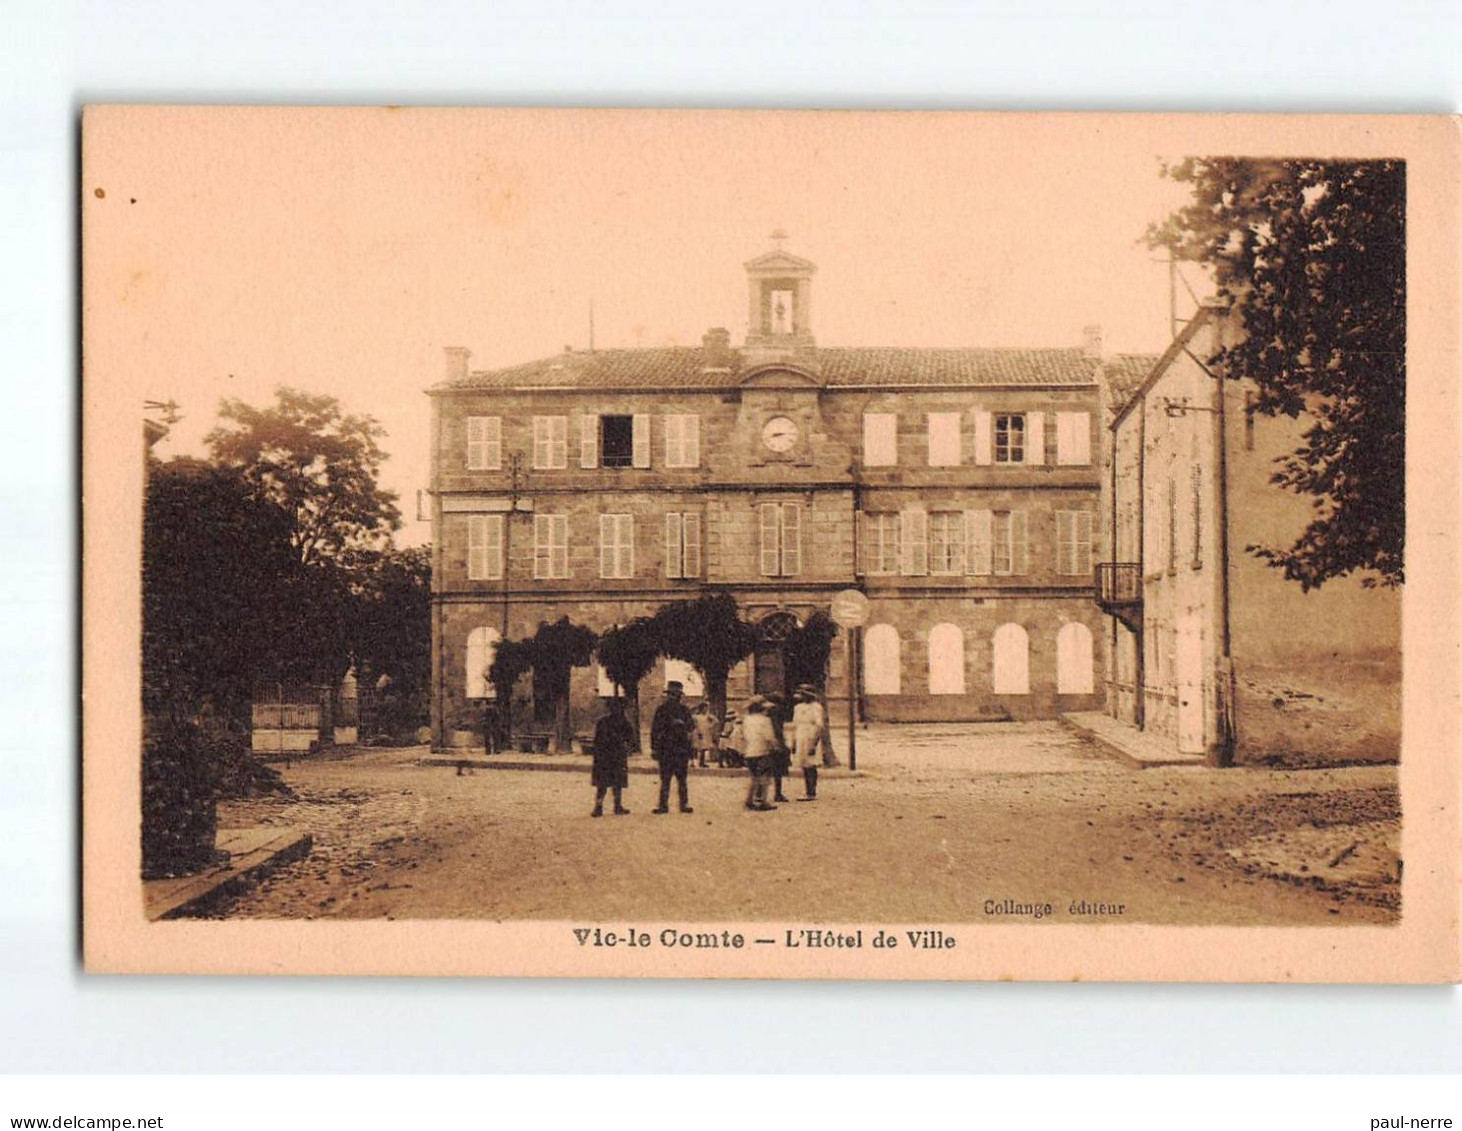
[427,244,1154,748]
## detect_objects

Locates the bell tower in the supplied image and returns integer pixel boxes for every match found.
[743,231,817,358]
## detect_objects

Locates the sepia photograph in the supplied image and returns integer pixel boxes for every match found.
[81,108,1458,979]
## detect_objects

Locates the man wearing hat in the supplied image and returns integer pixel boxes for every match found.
[650,680,696,814]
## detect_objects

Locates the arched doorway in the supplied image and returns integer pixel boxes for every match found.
[754,611,800,698]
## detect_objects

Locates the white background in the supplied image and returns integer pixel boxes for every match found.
[3,0,1460,1076]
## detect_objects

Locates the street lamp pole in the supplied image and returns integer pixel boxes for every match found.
[502,452,525,639]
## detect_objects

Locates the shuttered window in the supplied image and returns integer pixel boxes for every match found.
[580,414,599,468]
[1167,477,1177,573]
[965,508,993,575]
[780,503,801,576]
[664,512,701,578]
[466,513,504,580]
[863,413,897,466]
[466,416,501,471]
[533,513,569,578]
[973,409,993,465]
[1025,412,1046,466]
[664,415,701,468]
[599,514,634,579]
[632,414,651,468]
[532,416,567,469]
[1056,510,1094,576]
[1055,411,1092,465]
[758,503,802,577]
[1191,465,1203,567]
[899,506,929,576]
[926,412,962,467]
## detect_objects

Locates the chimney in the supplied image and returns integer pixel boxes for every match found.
[702,327,733,367]
[443,346,471,383]
[1080,324,1104,359]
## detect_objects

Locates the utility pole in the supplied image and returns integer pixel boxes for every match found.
[502,451,525,639]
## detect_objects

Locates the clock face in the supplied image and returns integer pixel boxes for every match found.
[761,416,799,453]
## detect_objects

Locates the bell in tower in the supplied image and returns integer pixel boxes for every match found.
[743,230,817,358]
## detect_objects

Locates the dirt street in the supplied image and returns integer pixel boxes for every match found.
[208,723,1400,925]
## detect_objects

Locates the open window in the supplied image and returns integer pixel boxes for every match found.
[600,414,635,468]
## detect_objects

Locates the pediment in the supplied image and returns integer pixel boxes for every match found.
[738,364,822,389]
[743,249,818,275]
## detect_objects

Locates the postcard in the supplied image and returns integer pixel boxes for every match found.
[83,107,1460,979]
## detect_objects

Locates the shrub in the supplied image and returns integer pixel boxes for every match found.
[141,716,227,879]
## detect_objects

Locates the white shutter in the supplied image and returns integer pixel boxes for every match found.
[780,503,802,576]
[664,415,682,466]
[484,416,501,469]
[552,514,569,578]
[1056,511,1073,574]
[1013,510,1029,574]
[580,414,599,468]
[484,514,503,579]
[684,415,700,467]
[664,513,683,578]
[927,412,961,467]
[550,416,567,468]
[1026,411,1046,466]
[759,504,780,576]
[900,506,928,576]
[682,513,701,577]
[1078,511,1094,575]
[966,509,992,575]
[618,514,634,578]
[1056,411,1091,465]
[974,410,993,465]
[632,414,651,468]
[468,515,487,579]
[863,413,897,466]
[467,417,485,470]
[599,515,615,578]
[532,417,549,469]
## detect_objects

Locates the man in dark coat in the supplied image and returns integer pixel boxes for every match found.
[765,692,792,804]
[650,680,696,814]
[590,696,635,818]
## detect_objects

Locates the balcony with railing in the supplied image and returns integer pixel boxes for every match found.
[1094,562,1142,627]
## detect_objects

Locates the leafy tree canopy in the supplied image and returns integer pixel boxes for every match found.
[596,618,661,696]
[652,594,759,719]
[206,386,402,568]
[1150,158,1404,589]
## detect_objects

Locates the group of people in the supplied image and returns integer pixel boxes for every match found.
[588,679,837,818]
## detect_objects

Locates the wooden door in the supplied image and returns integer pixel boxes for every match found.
[1176,615,1205,754]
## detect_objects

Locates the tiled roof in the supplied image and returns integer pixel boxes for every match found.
[1102,353,1158,414]
[434,345,1141,393]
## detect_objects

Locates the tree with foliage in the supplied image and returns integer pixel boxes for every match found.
[486,637,536,745]
[347,544,433,737]
[1149,158,1405,589]
[523,618,598,751]
[206,386,402,568]
[652,593,759,724]
[347,544,432,694]
[595,618,662,750]
[144,456,323,723]
[784,611,839,692]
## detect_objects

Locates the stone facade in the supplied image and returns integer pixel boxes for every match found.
[429,247,1145,748]
[1099,304,1400,759]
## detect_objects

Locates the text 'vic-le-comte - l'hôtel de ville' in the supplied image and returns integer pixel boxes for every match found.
[425,243,1157,748]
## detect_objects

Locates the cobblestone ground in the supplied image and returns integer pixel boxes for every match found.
[209,723,1400,925]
